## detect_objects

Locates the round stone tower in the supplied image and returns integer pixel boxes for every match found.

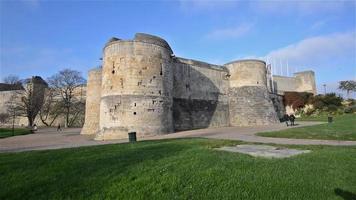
[225,59,267,88]
[225,59,279,126]
[96,33,174,140]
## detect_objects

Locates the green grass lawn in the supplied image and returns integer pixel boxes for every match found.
[297,115,330,121]
[0,138,355,200]
[258,114,356,141]
[0,128,32,139]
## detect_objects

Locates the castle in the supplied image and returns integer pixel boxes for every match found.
[81,33,316,140]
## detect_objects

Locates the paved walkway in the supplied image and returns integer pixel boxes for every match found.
[147,122,356,146]
[1,122,355,153]
[0,128,123,153]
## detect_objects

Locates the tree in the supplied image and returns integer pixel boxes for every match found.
[48,69,86,128]
[310,93,343,112]
[38,88,65,126]
[338,80,356,99]
[7,77,47,127]
[3,75,20,84]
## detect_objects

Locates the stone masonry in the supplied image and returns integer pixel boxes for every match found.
[81,33,317,140]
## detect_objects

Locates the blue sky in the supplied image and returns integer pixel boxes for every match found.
[0,0,355,96]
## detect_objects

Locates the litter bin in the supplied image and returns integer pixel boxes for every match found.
[328,116,333,123]
[128,132,137,142]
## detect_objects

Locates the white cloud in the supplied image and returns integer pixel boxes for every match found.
[265,31,356,67]
[252,0,353,16]
[204,23,253,40]
[262,31,356,95]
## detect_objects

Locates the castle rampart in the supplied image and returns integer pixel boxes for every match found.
[81,33,317,140]
[272,71,317,95]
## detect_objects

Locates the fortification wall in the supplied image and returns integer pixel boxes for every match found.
[79,33,320,140]
[225,60,279,126]
[294,71,317,95]
[0,90,16,114]
[0,90,28,127]
[269,93,286,120]
[225,59,267,88]
[273,71,316,95]
[81,68,102,135]
[96,33,174,140]
[172,57,229,131]
[272,75,297,95]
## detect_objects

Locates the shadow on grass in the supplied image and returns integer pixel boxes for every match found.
[335,188,356,200]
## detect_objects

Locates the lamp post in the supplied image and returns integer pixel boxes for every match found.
[323,84,327,95]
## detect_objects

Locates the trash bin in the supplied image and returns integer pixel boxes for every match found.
[128,132,137,142]
[328,116,333,123]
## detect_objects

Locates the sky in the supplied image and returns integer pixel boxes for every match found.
[0,0,355,97]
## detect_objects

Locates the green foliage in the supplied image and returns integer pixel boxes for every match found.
[1,139,356,199]
[338,80,356,98]
[258,114,356,141]
[344,105,356,114]
[309,93,343,113]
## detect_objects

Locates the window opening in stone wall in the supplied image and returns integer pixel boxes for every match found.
[112,70,115,74]
[133,112,137,115]
[257,81,259,84]
[134,103,136,107]
[160,66,163,75]
[158,90,161,95]
[120,78,124,88]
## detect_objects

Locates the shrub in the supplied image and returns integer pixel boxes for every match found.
[283,92,313,110]
[309,93,343,113]
[344,105,356,114]
[0,113,10,123]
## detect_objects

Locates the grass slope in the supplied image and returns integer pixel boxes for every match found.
[258,114,356,141]
[0,128,32,139]
[0,139,355,200]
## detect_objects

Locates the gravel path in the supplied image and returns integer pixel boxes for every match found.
[1,121,355,153]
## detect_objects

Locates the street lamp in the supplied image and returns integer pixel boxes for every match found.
[323,84,327,95]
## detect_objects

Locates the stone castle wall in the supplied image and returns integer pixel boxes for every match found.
[172,57,230,131]
[81,33,316,140]
[272,71,316,95]
[225,60,279,126]
[95,34,174,140]
[80,68,102,135]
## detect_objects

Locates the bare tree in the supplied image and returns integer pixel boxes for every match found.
[3,75,20,84]
[38,88,64,126]
[48,69,86,128]
[6,92,23,134]
[7,77,47,127]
